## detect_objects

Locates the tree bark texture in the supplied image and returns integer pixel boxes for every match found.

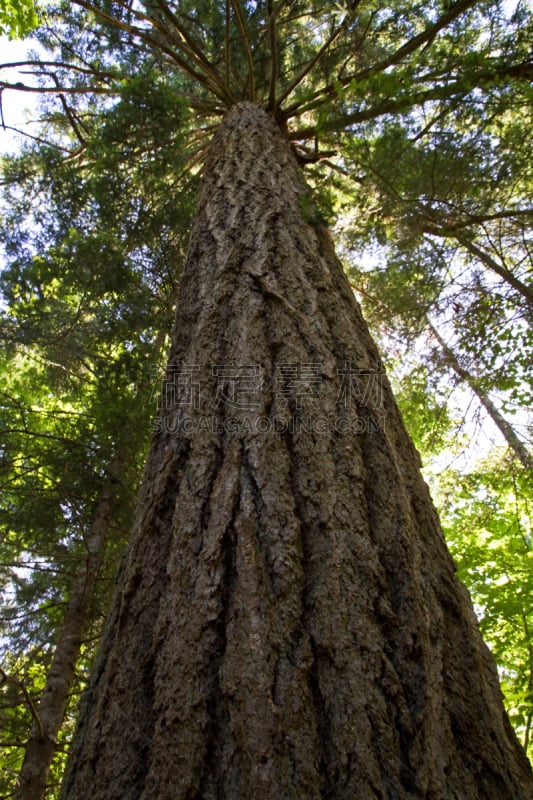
[60,103,533,800]
[15,472,118,800]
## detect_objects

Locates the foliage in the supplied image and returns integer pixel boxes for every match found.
[0,61,192,794]
[0,0,39,39]
[0,277,155,797]
[437,459,533,760]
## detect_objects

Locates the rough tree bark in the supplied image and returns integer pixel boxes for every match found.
[15,467,119,800]
[60,103,533,800]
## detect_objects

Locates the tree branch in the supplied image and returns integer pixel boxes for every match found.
[419,205,533,233]
[151,0,234,103]
[356,0,480,83]
[230,0,256,100]
[428,322,533,469]
[0,80,111,95]
[267,0,278,111]
[276,15,350,106]
[288,60,533,138]
[0,60,116,79]
[283,0,480,117]
[225,0,232,92]
[70,0,230,103]
[453,233,533,309]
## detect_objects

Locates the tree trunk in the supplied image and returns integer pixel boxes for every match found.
[15,469,119,800]
[428,321,532,470]
[60,103,533,800]
[452,232,533,313]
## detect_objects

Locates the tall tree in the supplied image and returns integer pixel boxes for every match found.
[0,1,531,797]
[60,100,533,799]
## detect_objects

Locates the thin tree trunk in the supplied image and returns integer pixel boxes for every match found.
[453,232,533,312]
[61,103,533,800]
[421,223,533,316]
[14,468,119,800]
[429,322,532,470]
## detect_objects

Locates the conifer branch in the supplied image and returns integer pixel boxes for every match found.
[0,739,27,749]
[48,73,87,146]
[0,126,75,158]
[283,0,480,117]
[276,16,349,106]
[70,0,230,103]
[230,0,256,100]
[358,0,480,83]
[267,0,278,111]
[0,80,111,95]
[151,0,234,103]
[428,321,533,469]
[451,233,533,308]
[417,204,533,233]
[106,0,164,33]
[270,0,296,21]
[0,60,116,79]
[225,0,231,92]
[289,59,533,137]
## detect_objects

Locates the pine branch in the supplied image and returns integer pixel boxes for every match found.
[276,15,351,106]
[283,0,482,118]
[267,0,278,111]
[288,59,533,138]
[230,0,256,100]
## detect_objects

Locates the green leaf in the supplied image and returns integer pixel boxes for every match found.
[0,0,39,39]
